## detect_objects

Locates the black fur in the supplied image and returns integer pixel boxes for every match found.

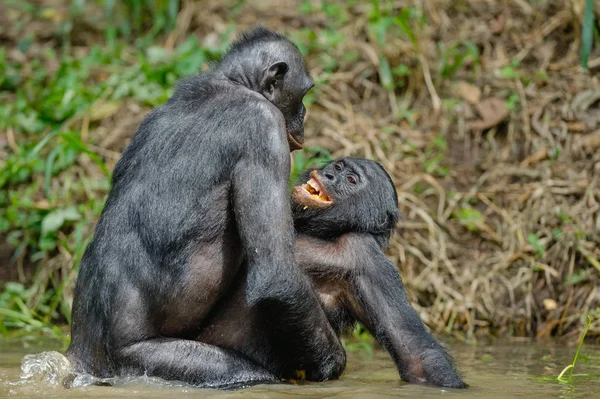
[291,157,467,388]
[195,157,467,389]
[66,27,343,388]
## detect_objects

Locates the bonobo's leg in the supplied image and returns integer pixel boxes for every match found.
[196,262,346,382]
[114,338,277,388]
[296,234,467,389]
[231,150,346,381]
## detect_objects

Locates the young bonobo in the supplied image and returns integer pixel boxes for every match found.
[66,28,345,388]
[198,157,466,389]
[291,157,466,388]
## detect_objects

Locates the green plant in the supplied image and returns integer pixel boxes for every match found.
[98,0,180,46]
[499,59,520,79]
[289,28,344,74]
[438,41,479,79]
[422,136,449,177]
[506,92,520,111]
[581,0,595,68]
[342,323,374,355]
[527,233,546,258]
[367,3,424,92]
[557,315,592,381]
[453,207,483,232]
[0,282,69,341]
[290,147,333,188]
[0,24,227,336]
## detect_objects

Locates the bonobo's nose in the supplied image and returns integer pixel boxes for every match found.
[325,172,334,180]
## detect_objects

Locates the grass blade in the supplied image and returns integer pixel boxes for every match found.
[581,0,595,69]
[557,315,592,381]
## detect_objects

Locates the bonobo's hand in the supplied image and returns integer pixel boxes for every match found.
[300,325,346,382]
[304,349,346,382]
[412,348,467,389]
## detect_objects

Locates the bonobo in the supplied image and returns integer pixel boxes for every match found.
[292,157,466,388]
[199,157,467,389]
[66,28,345,388]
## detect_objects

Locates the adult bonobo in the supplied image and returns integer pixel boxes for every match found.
[198,157,467,389]
[66,28,345,387]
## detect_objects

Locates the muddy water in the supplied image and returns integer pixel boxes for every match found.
[1,338,599,398]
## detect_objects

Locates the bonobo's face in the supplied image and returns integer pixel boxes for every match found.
[291,157,399,237]
[219,29,314,151]
[277,71,314,151]
[292,158,363,209]
[259,43,314,151]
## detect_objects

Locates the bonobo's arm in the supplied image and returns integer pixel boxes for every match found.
[295,234,466,388]
[231,108,344,381]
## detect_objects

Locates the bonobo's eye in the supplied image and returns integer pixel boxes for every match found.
[334,162,343,171]
[347,175,357,185]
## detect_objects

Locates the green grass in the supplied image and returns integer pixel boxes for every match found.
[0,5,338,336]
[581,0,595,69]
[2,0,599,340]
[0,17,227,337]
[557,315,592,382]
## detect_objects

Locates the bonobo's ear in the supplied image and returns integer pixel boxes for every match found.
[261,61,288,102]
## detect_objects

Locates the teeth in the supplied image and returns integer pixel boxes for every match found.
[307,178,320,193]
[301,176,331,203]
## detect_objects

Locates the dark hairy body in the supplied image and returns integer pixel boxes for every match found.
[201,157,467,389]
[66,28,345,387]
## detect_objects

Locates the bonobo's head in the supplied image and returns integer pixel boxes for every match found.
[291,157,400,247]
[217,27,314,151]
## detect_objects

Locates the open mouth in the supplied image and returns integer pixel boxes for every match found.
[292,171,333,208]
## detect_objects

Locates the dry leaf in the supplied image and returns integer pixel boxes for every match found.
[520,146,548,167]
[543,298,557,311]
[470,97,509,131]
[574,131,600,153]
[566,121,587,132]
[453,81,481,105]
[489,12,506,34]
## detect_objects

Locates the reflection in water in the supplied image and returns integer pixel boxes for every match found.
[1,339,599,398]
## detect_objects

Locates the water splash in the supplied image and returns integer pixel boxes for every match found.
[18,351,189,389]
[20,351,73,386]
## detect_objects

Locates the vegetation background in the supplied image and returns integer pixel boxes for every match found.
[0,0,599,346]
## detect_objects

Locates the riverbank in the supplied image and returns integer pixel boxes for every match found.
[1,0,599,341]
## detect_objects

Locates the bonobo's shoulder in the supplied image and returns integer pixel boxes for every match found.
[216,84,283,125]
[248,98,285,125]
[168,73,213,102]
[168,72,238,103]
[169,74,283,121]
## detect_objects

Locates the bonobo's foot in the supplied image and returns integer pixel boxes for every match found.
[417,348,467,389]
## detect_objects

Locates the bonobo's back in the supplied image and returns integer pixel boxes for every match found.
[66,75,266,374]
[66,27,336,386]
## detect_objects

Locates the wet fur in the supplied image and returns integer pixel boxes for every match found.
[292,158,467,388]
[66,27,344,388]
